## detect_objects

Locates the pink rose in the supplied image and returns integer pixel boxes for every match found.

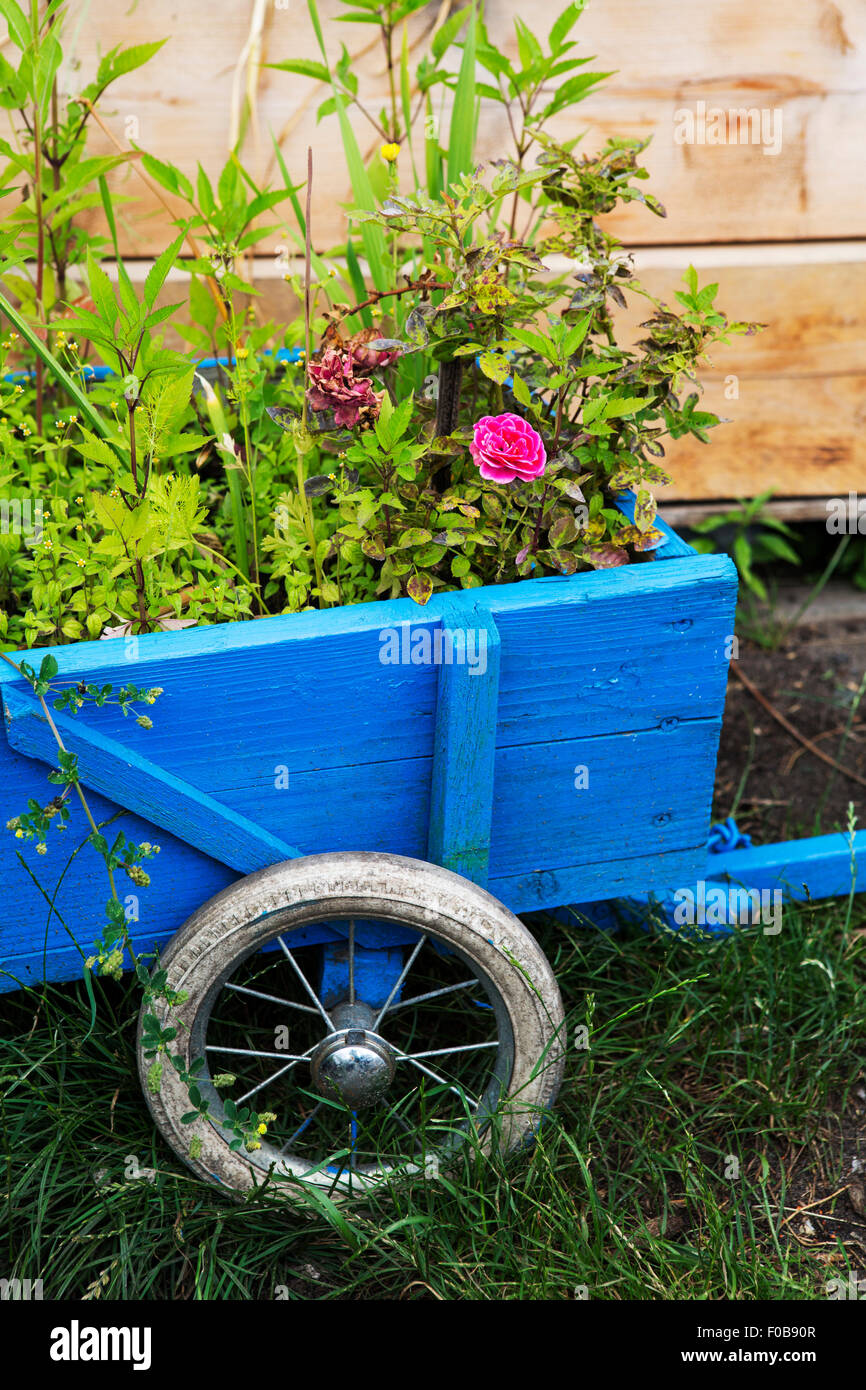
[469,413,547,484]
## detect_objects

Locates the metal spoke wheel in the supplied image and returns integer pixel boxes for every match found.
[137,852,566,1198]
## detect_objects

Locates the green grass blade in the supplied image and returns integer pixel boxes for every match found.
[332,95,390,292]
[0,289,118,450]
[446,3,478,190]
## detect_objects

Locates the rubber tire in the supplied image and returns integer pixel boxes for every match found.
[137,852,566,1197]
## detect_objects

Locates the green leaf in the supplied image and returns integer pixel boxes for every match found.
[100,39,168,84]
[140,153,194,204]
[0,290,117,448]
[266,58,331,83]
[85,249,118,333]
[549,1,586,51]
[509,326,555,362]
[432,5,471,59]
[478,351,510,384]
[144,230,186,309]
[602,395,647,419]
[0,0,30,51]
[562,313,591,357]
[407,572,434,605]
[447,4,477,190]
[397,528,432,548]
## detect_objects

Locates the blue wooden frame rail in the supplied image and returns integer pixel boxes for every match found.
[4,686,303,873]
[427,601,501,888]
[706,830,866,901]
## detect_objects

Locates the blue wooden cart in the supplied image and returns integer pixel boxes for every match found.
[1,508,862,1193]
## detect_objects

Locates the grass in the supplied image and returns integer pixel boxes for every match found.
[1,891,864,1301]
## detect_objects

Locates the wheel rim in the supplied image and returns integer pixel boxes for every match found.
[186,917,516,1194]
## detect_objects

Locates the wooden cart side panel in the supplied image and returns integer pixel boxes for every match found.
[0,553,735,987]
[0,555,738,766]
[0,711,720,974]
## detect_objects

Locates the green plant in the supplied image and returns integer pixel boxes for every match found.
[688,491,802,602]
[0,0,166,430]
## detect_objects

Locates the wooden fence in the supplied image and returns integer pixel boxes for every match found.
[36,1,866,503]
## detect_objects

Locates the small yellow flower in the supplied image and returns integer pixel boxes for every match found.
[109,401,118,410]
[76,558,86,568]
[257,1122,267,1135]
[68,414,77,424]
[380,142,400,163]
[14,384,23,395]
[14,829,24,839]
[36,842,47,855]
[236,347,249,360]
[75,495,84,504]
[9,332,17,341]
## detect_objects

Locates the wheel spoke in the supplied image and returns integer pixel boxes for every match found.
[348,920,356,1006]
[384,979,479,1014]
[392,1048,479,1106]
[372,934,427,1031]
[234,1051,313,1106]
[281,1102,324,1153]
[277,935,335,1031]
[206,1045,309,1060]
[400,1041,499,1061]
[349,1111,359,1173]
[224,981,319,1017]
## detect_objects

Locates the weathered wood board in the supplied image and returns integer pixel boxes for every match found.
[37,0,866,254]
[0,546,738,990]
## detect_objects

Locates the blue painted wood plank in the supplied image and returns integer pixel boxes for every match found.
[0,555,734,692]
[0,558,736,795]
[427,603,501,886]
[706,829,866,900]
[0,840,712,994]
[3,686,302,873]
[0,715,720,975]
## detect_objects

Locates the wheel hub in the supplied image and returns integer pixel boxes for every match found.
[310,1002,396,1108]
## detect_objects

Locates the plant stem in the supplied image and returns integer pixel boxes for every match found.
[302,145,313,429]
[435,358,463,436]
[30,0,45,434]
[0,650,118,900]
